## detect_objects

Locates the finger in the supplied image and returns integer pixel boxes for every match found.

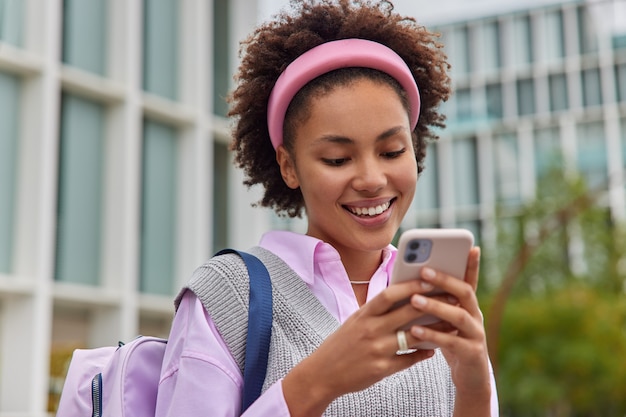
[365,279,437,316]
[409,324,461,351]
[464,246,481,291]
[390,330,436,357]
[428,293,459,306]
[387,290,460,331]
[394,348,436,368]
[410,321,486,356]
[410,294,482,338]
[399,325,457,351]
[418,247,480,292]
[420,266,481,319]
[383,298,438,332]
[423,319,457,333]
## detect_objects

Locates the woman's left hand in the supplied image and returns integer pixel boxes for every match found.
[407,247,492,415]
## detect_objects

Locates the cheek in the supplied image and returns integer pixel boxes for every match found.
[296,167,348,208]
[301,170,345,199]
[394,161,418,192]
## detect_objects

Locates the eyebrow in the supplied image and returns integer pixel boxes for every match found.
[312,125,407,146]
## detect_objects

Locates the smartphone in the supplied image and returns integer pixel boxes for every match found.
[391,228,474,347]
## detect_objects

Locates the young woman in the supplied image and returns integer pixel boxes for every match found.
[155,1,498,416]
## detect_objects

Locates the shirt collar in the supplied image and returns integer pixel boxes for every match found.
[259,230,397,285]
[259,230,323,285]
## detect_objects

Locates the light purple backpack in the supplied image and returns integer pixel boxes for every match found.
[56,249,273,417]
[56,336,167,417]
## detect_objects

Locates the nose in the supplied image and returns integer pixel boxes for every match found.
[351,157,387,193]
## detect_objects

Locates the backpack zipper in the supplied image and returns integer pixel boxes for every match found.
[91,373,103,417]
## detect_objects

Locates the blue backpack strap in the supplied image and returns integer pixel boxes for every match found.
[214,249,273,412]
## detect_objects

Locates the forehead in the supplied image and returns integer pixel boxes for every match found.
[283,68,410,146]
[293,67,406,111]
[294,79,411,146]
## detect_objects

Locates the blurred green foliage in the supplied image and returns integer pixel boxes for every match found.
[485,167,626,415]
[497,288,626,415]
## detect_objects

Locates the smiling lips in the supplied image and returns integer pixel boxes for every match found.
[346,200,393,217]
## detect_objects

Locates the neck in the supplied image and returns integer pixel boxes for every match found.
[342,250,382,307]
[343,251,383,281]
[351,280,370,306]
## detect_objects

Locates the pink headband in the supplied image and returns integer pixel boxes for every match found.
[266,38,421,150]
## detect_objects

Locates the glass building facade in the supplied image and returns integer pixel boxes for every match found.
[0,0,625,414]
[408,0,626,251]
[0,0,266,414]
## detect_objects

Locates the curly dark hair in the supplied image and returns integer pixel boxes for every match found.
[228,0,450,218]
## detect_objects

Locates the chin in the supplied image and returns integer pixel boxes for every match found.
[358,232,396,252]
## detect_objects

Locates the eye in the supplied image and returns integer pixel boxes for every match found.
[382,148,407,159]
[322,157,349,167]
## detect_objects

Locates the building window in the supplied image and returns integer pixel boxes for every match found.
[213,0,230,117]
[614,34,626,50]
[544,9,565,61]
[486,83,503,119]
[415,144,439,211]
[517,78,536,116]
[577,5,598,55]
[143,0,179,100]
[582,68,602,107]
[576,121,607,188]
[621,117,626,171]
[482,20,502,71]
[456,219,481,247]
[213,140,229,250]
[55,94,105,285]
[0,0,24,46]
[616,63,626,103]
[62,0,108,75]
[453,137,479,206]
[513,15,533,66]
[0,72,20,273]
[549,73,569,112]
[534,126,561,179]
[451,25,471,75]
[494,132,521,204]
[140,120,178,295]
[456,88,472,121]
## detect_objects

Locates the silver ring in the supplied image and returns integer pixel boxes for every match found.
[396,329,409,352]
[396,329,418,355]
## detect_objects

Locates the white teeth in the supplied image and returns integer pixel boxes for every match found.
[349,202,391,217]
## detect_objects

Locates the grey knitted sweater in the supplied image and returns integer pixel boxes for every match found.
[184,247,456,416]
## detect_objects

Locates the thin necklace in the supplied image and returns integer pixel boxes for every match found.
[350,280,370,285]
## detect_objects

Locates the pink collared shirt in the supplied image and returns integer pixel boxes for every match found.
[155,230,499,416]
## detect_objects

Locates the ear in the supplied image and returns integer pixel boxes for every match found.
[276,145,300,189]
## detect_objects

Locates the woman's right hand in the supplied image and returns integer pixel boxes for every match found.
[281,278,442,417]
